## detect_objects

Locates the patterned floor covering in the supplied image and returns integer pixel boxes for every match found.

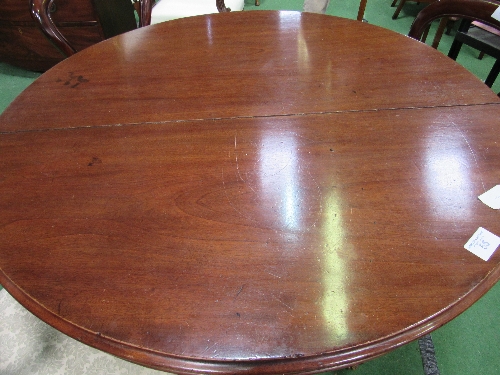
[0,290,167,375]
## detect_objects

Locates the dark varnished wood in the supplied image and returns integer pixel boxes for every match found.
[0,0,100,70]
[30,0,78,57]
[2,12,499,132]
[0,11,499,375]
[0,22,103,71]
[1,0,137,71]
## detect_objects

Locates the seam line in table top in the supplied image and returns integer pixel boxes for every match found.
[1,102,499,135]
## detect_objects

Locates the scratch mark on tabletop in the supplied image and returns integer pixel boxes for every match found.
[235,154,245,182]
[233,135,257,195]
[266,271,281,279]
[221,167,256,222]
[235,284,246,298]
[304,167,322,229]
[406,177,417,191]
[202,339,218,354]
[451,120,486,191]
[234,154,258,196]
[271,294,295,317]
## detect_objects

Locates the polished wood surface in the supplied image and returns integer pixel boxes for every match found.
[0,11,499,375]
[3,12,499,131]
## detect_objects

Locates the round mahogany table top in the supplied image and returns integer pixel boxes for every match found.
[0,10,499,375]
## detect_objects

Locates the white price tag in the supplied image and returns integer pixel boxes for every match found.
[478,185,500,209]
[464,227,500,261]
[492,7,500,22]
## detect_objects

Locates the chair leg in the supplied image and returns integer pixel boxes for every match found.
[448,39,463,60]
[392,0,406,19]
[255,0,260,5]
[421,24,430,43]
[485,59,500,87]
[431,17,448,49]
[445,17,458,35]
[357,0,367,21]
[391,0,398,7]
[448,19,471,60]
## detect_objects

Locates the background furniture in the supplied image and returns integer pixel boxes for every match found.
[1,10,499,375]
[0,0,136,71]
[449,19,500,87]
[29,0,233,64]
[409,0,500,88]
[358,0,368,20]
[391,0,456,48]
[391,0,434,19]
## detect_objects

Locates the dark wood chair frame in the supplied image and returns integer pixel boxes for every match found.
[392,0,435,20]
[30,0,230,58]
[408,0,500,88]
[449,19,500,87]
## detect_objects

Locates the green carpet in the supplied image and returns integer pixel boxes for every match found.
[1,1,499,374]
[0,63,40,114]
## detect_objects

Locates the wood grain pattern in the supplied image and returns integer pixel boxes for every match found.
[3,12,499,131]
[0,11,499,375]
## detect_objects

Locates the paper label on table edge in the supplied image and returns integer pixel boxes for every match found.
[464,227,500,261]
[492,7,500,22]
[478,185,500,209]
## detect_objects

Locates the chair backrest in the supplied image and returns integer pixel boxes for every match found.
[408,0,500,41]
[30,0,229,58]
[30,0,148,57]
[137,0,154,28]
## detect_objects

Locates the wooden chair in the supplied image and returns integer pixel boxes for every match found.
[391,0,451,48]
[2,0,137,71]
[408,0,500,88]
[30,0,145,57]
[448,20,500,87]
[30,0,232,58]
[392,0,434,20]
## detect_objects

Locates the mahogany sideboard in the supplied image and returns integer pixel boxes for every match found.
[0,0,137,71]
